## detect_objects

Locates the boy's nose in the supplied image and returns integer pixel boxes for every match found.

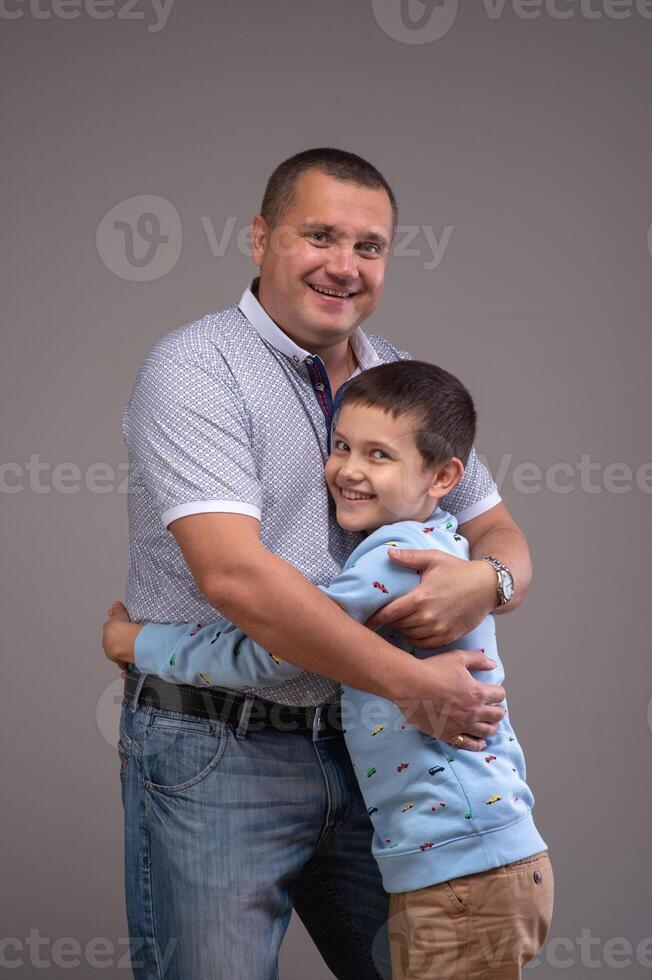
[338,462,366,484]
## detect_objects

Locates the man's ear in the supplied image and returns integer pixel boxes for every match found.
[427,457,465,499]
[251,214,269,268]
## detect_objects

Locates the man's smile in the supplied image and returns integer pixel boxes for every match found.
[307,282,358,303]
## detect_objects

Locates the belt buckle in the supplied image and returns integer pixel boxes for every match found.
[311,704,327,740]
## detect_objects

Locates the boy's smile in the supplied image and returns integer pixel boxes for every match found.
[324,402,461,533]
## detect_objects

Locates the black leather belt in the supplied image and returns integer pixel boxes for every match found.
[123,672,344,737]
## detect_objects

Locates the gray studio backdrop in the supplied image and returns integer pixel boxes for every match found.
[2,1,650,977]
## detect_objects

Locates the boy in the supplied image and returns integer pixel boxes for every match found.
[105,360,553,978]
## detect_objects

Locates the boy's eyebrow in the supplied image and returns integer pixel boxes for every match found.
[299,222,389,249]
[332,430,402,453]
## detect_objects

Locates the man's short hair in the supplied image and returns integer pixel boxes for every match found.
[340,360,477,468]
[260,147,398,231]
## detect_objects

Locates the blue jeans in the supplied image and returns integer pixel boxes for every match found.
[118,694,392,980]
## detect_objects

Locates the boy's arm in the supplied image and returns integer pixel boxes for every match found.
[317,526,433,629]
[132,619,304,688]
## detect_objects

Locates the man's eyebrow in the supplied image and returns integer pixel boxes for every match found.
[363,230,389,247]
[299,222,389,248]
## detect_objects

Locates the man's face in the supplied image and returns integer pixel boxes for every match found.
[324,402,444,534]
[252,169,394,349]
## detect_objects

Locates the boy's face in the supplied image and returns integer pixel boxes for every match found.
[324,402,456,534]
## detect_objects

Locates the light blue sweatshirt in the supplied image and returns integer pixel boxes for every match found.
[134,507,546,892]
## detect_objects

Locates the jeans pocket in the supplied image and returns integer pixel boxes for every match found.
[142,709,230,794]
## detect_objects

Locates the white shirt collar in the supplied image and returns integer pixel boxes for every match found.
[238,278,382,375]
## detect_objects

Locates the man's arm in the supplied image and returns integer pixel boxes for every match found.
[107,524,458,691]
[461,501,532,614]
[366,502,531,648]
[166,512,506,747]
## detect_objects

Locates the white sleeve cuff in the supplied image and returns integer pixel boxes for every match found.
[161,499,262,528]
[454,491,502,526]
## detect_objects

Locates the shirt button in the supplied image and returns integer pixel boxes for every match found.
[316,383,325,391]
[533,870,543,884]
[292,356,300,363]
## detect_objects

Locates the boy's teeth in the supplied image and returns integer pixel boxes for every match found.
[311,284,352,298]
[341,488,374,500]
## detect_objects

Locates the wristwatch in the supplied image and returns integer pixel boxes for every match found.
[480,556,515,607]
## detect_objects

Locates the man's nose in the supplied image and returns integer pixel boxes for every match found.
[325,244,358,281]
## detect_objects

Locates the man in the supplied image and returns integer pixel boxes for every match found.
[106,148,531,980]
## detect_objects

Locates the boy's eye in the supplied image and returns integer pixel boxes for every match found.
[370,449,388,459]
[333,439,349,452]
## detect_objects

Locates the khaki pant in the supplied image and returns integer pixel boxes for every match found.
[388,851,554,980]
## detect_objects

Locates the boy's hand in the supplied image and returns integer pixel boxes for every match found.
[102,601,143,671]
[366,549,497,648]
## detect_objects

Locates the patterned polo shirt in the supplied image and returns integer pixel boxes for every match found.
[122,279,501,706]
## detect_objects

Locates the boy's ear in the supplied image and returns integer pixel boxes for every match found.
[427,457,465,499]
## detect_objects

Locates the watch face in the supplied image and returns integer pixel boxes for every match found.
[502,573,514,601]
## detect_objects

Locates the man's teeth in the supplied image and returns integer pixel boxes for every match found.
[341,488,375,500]
[310,284,352,298]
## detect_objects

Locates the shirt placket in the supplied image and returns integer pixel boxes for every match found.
[305,356,334,431]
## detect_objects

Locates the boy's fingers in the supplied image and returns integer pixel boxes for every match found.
[106,601,131,623]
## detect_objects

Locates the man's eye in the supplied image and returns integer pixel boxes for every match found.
[370,449,388,459]
[359,242,381,255]
[310,232,330,244]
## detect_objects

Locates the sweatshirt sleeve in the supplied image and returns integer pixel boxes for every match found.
[133,619,306,689]
[317,525,426,623]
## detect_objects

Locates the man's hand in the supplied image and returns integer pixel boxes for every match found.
[395,648,506,750]
[366,549,497,648]
[102,601,142,671]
